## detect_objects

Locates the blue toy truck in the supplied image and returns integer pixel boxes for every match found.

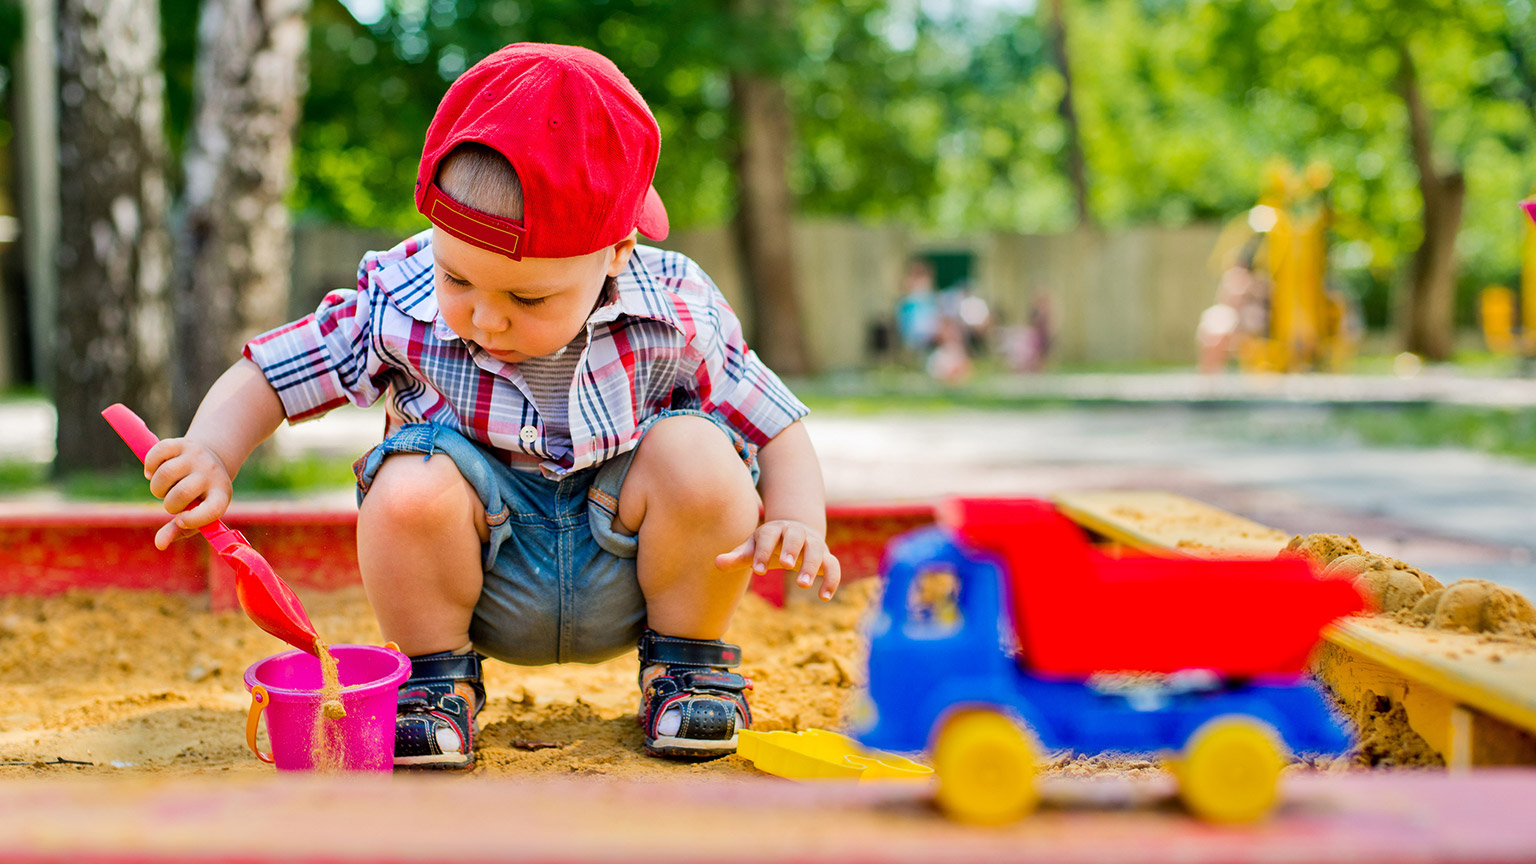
[854,498,1366,824]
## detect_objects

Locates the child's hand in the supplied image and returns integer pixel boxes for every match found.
[143,438,235,550]
[715,520,843,601]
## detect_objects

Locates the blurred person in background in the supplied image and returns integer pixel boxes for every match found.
[1198,242,1269,374]
[896,259,940,359]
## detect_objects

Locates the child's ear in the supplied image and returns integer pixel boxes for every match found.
[605,231,639,277]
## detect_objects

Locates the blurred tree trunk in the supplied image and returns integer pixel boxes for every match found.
[54,0,173,473]
[173,0,311,428]
[729,0,810,376]
[1044,0,1093,229]
[1399,42,1463,362]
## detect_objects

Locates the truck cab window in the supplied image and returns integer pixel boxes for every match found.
[907,566,963,634]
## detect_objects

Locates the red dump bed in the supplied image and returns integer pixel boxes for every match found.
[943,498,1369,677]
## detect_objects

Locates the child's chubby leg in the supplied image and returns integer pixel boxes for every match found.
[612,414,761,757]
[356,450,489,654]
[615,414,761,637]
[356,447,489,769]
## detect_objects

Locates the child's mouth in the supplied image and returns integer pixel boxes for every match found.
[482,346,524,362]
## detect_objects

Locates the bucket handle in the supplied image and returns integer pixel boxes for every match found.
[246,684,275,764]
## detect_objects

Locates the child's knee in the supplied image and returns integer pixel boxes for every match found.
[359,452,483,536]
[635,416,756,508]
[637,416,741,468]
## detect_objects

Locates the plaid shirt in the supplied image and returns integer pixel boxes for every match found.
[244,230,808,478]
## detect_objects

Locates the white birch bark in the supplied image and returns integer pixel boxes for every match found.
[174,0,311,427]
[55,0,173,470]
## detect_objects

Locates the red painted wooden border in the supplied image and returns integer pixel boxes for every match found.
[0,501,935,609]
[4,772,1536,863]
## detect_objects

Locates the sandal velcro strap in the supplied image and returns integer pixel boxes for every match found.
[679,670,750,693]
[638,630,741,670]
[400,650,486,717]
[407,651,483,685]
[397,694,432,712]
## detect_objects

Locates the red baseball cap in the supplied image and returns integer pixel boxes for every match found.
[416,42,669,261]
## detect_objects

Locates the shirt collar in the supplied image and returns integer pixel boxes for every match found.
[588,248,685,334]
[372,234,442,327]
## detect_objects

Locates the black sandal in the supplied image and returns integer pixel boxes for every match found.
[394,650,485,770]
[637,629,752,759]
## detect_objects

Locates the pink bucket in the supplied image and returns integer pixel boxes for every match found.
[243,644,410,772]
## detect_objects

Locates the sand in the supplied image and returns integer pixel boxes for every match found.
[0,573,1409,779]
[1281,533,1536,768]
[309,641,347,770]
[1284,533,1366,564]
[0,580,882,778]
[1290,534,1536,639]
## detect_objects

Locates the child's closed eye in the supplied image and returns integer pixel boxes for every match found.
[439,270,543,306]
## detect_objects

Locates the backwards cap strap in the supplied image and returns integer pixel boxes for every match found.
[420,181,528,261]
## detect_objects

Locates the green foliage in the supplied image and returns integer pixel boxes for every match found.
[233,454,358,493]
[58,468,163,501]
[295,0,761,232]
[1333,404,1536,462]
[160,0,200,159]
[258,0,1536,331]
[0,0,23,153]
[1241,0,1533,328]
[788,0,948,222]
[1058,0,1536,328]
[0,460,45,493]
[0,0,21,67]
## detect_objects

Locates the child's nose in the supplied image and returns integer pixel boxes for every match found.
[472,303,510,334]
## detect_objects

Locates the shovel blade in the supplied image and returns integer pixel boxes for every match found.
[102,402,322,655]
[225,545,321,656]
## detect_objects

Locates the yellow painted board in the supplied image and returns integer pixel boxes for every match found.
[1053,490,1292,560]
[1324,618,1536,738]
[1052,489,1536,746]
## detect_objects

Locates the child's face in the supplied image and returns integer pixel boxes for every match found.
[433,229,637,362]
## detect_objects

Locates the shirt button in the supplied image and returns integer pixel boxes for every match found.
[519,425,538,444]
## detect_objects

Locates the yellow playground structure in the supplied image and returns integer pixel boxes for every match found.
[1206,163,1355,373]
[1478,207,1536,358]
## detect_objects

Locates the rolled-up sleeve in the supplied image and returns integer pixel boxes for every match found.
[687,276,809,447]
[242,283,385,423]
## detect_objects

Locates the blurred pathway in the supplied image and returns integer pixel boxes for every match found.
[810,405,1536,596]
[4,385,1535,595]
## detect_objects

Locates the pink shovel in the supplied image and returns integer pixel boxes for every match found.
[102,403,322,656]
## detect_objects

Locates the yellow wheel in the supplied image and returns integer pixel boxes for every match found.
[1173,717,1286,823]
[931,709,1038,825]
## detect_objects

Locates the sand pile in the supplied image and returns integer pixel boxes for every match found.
[1284,534,1536,639]
[1286,533,1536,768]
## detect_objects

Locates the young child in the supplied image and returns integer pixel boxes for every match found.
[141,42,840,769]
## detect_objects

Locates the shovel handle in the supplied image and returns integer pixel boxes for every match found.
[101,403,160,463]
[102,404,236,545]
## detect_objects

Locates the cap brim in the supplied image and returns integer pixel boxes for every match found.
[638,185,669,241]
